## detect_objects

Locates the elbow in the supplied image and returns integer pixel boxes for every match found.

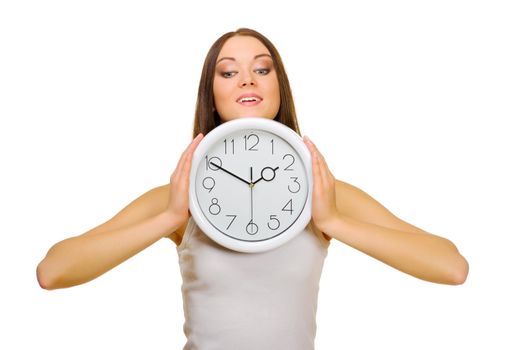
[440,239,469,285]
[446,253,469,285]
[453,255,469,285]
[36,260,58,290]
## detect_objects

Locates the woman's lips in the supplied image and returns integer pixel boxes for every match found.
[236,94,263,106]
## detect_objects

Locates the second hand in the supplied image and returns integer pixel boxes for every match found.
[250,166,254,224]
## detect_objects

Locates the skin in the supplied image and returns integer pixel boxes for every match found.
[304,137,469,284]
[213,35,280,121]
[213,36,469,284]
[36,36,468,291]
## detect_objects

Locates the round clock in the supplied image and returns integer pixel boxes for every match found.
[188,117,312,253]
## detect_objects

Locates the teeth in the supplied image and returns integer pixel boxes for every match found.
[239,97,259,103]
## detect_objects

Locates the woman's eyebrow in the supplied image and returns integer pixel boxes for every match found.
[254,53,272,60]
[216,53,272,65]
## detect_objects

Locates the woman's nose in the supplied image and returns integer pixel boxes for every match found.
[239,72,256,87]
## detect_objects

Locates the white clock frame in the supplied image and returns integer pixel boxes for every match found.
[188,117,313,253]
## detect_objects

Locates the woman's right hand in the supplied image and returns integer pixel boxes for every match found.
[164,133,204,228]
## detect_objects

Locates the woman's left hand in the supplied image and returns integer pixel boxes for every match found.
[303,136,340,233]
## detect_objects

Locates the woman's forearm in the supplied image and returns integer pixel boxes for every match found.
[322,215,469,285]
[37,211,178,290]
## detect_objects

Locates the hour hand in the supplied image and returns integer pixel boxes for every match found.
[210,162,251,185]
[253,166,279,185]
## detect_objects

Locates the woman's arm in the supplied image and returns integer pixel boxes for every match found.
[327,181,468,285]
[37,134,203,290]
[303,136,469,285]
[36,206,177,290]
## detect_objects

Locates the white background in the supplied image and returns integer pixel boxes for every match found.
[1,0,514,349]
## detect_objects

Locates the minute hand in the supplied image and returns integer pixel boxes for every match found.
[210,162,251,185]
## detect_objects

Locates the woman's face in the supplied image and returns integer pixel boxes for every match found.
[213,35,280,122]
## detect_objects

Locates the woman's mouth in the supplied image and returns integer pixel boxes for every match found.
[237,94,263,106]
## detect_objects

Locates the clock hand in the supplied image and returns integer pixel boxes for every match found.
[253,166,280,185]
[210,162,251,185]
[250,167,254,223]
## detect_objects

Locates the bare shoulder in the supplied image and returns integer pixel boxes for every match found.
[79,183,171,239]
[334,179,428,234]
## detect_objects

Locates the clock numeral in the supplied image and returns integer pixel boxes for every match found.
[270,139,274,155]
[206,156,222,171]
[246,220,259,235]
[224,138,235,155]
[267,215,280,230]
[288,177,301,193]
[244,133,259,151]
[209,198,221,215]
[283,154,295,171]
[282,199,293,215]
[202,177,215,193]
[225,214,237,230]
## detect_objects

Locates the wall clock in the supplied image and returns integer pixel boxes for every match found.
[189,117,312,253]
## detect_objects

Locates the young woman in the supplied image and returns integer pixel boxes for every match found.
[37,28,469,349]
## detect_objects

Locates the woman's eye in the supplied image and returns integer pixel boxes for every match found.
[255,68,270,75]
[222,71,237,78]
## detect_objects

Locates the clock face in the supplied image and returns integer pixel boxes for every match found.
[193,127,309,244]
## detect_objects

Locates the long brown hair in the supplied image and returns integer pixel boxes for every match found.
[192,28,300,138]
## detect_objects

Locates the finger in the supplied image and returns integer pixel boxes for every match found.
[171,150,188,183]
[172,133,203,184]
[308,138,333,188]
[304,136,323,193]
[182,134,204,179]
[318,152,333,188]
[178,133,204,188]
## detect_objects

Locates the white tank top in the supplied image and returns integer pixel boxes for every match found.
[176,217,329,350]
